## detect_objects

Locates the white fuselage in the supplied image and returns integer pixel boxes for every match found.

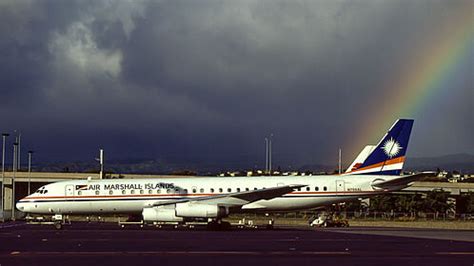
[16,175,393,215]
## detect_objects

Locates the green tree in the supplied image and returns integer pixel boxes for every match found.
[422,190,453,213]
[457,192,474,213]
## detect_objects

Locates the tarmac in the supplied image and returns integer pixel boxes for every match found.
[0,222,473,266]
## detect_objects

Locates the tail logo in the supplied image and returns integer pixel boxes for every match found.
[381,137,403,158]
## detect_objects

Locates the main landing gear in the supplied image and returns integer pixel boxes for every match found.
[207,219,231,230]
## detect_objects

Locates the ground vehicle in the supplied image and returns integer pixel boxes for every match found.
[310,214,349,227]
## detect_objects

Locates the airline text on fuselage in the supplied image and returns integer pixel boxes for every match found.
[85,183,175,191]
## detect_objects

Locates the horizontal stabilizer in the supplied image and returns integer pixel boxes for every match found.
[371,172,436,190]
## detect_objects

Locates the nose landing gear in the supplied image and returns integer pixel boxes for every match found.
[54,221,63,230]
[25,214,69,230]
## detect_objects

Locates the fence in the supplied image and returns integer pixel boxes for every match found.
[230,211,474,222]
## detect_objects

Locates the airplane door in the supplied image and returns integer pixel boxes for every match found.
[65,185,74,197]
[336,180,345,193]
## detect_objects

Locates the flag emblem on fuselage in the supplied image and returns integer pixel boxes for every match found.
[75,185,88,190]
[381,137,402,158]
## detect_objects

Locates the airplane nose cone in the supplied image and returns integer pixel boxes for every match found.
[16,202,27,212]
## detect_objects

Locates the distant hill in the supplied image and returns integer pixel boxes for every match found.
[299,154,474,174]
[405,153,474,172]
[34,153,474,175]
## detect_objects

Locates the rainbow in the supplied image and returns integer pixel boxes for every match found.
[349,5,473,158]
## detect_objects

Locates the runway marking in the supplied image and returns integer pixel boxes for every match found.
[17,238,361,243]
[9,250,473,257]
[435,252,474,255]
[327,229,474,242]
[275,238,363,242]
[300,251,350,255]
[5,250,351,257]
[0,222,25,229]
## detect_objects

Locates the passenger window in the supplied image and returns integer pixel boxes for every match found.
[323,186,327,191]
[109,190,113,195]
[200,188,204,193]
[95,190,100,195]
[122,190,126,195]
[210,188,215,193]
[306,187,310,192]
[315,187,319,191]
[166,189,171,193]
[297,188,301,191]
[157,189,161,194]
[219,188,223,193]
[148,189,153,194]
[237,188,241,192]
[78,191,82,195]
[192,188,197,193]
[227,188,232,193]
[130,190,135,194]
[245,188,249,191]
[175,188,180,193]
[140,190,144,194]
[184,189,188,194]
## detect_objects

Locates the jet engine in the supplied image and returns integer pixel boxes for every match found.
[175,202,228,218]
[370,178,387,190]
[142,203,229,222]
[142,206,183,222]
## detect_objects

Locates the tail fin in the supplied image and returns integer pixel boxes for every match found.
[345,145,376,173]
[345,119,414,175]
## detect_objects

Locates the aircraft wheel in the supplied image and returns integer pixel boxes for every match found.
[54,222,63,230]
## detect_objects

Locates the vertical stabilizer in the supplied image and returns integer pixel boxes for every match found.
[345,145,376,173]
[345,119,414,175]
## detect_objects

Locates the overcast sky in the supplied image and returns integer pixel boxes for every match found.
[0,0,472,169]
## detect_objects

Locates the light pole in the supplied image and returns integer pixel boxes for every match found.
[264,138,269,174]
[99,149,104,179]
[269,134,273,175]
[28,151,33,195]
[12,142,18,221]
[338,148,342,175]
[1,133,9,220]
[17,132,21,172]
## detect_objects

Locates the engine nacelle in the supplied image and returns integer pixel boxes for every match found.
[142,206,183,222]
[175,202,228,218]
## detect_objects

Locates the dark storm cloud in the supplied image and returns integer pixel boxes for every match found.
[0,0,472,168]
[0,1,96,105]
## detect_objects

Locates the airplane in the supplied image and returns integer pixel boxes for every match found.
[16,119,433,229]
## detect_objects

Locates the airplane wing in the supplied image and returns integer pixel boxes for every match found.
[371,171,436,190]
[152,184,306,208]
